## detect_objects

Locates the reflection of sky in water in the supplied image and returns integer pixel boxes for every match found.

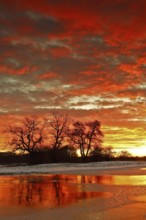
[110,175,146,186]
[0,175,110,209]
[87,175,146,186]
[0,174,146,215]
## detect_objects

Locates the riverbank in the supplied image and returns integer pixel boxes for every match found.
[0,161,146,175]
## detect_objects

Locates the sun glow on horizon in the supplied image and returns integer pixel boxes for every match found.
[129,146,146,157]
[76,145,146,158]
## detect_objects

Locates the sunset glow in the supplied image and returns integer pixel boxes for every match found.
[0,0,146,156]
[129,146,146,157]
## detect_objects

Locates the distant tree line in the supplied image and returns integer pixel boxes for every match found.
[1,112,136,164]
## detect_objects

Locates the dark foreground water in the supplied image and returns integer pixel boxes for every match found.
[0,174,146,219]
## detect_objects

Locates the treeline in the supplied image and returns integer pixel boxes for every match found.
[0,149,144,165]
[0,113,136,164]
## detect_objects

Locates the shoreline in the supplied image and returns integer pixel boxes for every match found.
[0,161,146,175]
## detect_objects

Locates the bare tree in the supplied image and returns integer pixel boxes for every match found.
[68,121,86,159]
[102,146,115,160]
[4,117,46,154]
[118,150,131,160]
[68,120,103,160]
[47,113,70,151]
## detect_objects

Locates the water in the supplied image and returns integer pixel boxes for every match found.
[0,174,146,219]
[0,175,110,210]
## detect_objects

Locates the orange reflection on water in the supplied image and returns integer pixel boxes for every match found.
[112,175,146,186]
[0,175,110,210]
[0,174,145,213]
[76,174,146,186]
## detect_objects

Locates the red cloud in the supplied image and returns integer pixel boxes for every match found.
[0,65,37,75]
[50,47,71,58]
[38,72,58,79]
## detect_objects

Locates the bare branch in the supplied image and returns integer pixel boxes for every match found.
[4,117,47,154]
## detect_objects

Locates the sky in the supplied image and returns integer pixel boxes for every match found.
[0,0,146,155]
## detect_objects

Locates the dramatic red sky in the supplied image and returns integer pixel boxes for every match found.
[0,0,146,155]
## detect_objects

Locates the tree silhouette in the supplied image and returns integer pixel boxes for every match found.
[90,146,103,160]
[68,120,103,160]
[102,146,115,160]
[3,114,106,163]
[118,150,131,160]
[46,113,70,161]
[4,117,46,154]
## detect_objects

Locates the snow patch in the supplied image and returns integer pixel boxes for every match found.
[0,161,146,175]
